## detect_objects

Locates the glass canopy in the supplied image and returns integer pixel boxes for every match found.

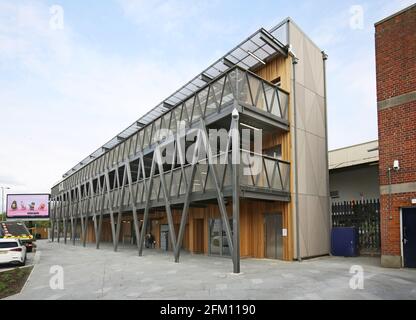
[61,21,289,179]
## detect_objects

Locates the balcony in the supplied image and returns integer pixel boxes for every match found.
[58,66,290,188]
[71,150,290,217]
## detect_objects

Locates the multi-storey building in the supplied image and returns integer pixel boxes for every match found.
[50,18,330,272]
[375,4,416,268]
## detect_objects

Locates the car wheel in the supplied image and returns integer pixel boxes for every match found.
[20,255,26,266]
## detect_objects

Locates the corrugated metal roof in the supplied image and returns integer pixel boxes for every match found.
[329,140,379,170]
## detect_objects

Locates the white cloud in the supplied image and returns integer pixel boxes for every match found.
[0,0,203,197]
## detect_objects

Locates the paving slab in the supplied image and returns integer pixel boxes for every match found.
[6,240,416,300]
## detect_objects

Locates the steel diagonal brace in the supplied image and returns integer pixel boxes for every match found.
[173,126,202,262]
[155,146,178,258]
[126,160,141,253]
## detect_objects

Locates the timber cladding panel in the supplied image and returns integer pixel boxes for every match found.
[253,55,293,261]
[254,55,291,92]
[85,200,293,260]
[145,199,293,261]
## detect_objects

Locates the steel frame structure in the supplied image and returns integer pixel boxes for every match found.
[51,66,291,273]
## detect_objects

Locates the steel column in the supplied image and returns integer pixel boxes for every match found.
[138,154,156,255]
[231,108,240,273]
[200,120,234,258]
[114,166,127,252]
[104,170,117,251]
[126,161,141,252]
[174,130,201,262]
[155,146,177,255]
[96,174,106,249]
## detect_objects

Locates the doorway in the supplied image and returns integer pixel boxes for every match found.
[264,213,283,260]
[193,219,204,253]
[402,208,416,268]
[208,218,233,257]
[160,224,169,251]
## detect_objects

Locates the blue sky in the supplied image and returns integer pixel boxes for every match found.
[0,0,413,201]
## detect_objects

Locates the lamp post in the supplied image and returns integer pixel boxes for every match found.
[1,186,11,216]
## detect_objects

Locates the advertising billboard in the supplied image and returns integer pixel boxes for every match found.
[6,194,50,220]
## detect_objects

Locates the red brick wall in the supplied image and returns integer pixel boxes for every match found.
[375,7,416,101]
[375,6,416,258]
[378,101,416,186]
[380,192,416,256]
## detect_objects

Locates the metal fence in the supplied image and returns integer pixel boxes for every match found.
[332,199,381,255]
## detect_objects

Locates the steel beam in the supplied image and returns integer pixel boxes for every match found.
[200,120,234,257]
[96,175,106,249]
[51,198,56,242]
[174,129,201,262]
[115,166,127,252]
[63,191,68,244]
[155,147,177,255]
[70,191,75,244]
[126,161,141,252]
[138,154,156,256]
[104,170,117,250]
[57,194,63,243]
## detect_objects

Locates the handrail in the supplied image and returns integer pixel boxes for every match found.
[101,149,290,194]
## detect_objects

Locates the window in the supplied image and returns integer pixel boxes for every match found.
[264,144,282,160]
[271,76,281,86]
[0,241,19,249]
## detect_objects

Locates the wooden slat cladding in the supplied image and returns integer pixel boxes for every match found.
[254,56,291,92]
[262,131,290,161]
[138,199,293,261]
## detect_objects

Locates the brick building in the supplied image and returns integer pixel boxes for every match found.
[375,4,416,268]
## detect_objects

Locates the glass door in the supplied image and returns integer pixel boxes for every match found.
[209,218,232,257]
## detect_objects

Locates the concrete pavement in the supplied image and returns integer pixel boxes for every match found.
[7,240,416,300]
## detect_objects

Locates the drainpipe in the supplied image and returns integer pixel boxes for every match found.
[289,46,301,262]
[385,167,393,255]
[322,51,331,254]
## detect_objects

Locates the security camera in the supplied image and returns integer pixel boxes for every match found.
[232,108,239,120]
[393,160,400,171]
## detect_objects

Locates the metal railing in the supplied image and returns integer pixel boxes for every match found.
[77,150,290,214]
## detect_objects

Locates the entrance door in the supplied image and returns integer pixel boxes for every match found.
[209,218,232,257]
[265,213,283,260]
[160,224,169,251]
[403,208,416,268]
[194,219,204,253]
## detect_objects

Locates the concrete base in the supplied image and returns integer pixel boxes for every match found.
[381,255,402,268]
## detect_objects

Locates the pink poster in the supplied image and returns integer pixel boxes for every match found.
[6,194,50,219]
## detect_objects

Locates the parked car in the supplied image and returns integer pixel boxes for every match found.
[0,238,27,266]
